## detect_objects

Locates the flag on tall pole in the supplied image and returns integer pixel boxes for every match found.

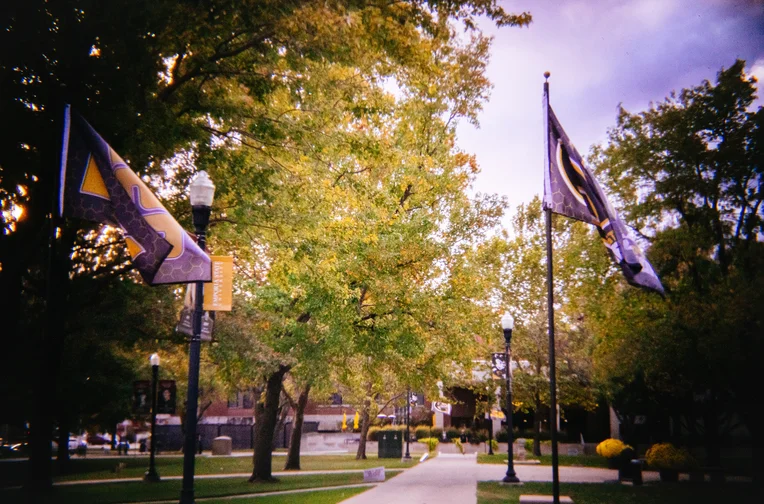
[543,100,664,295]
[541,73,561,504]
[59,105,212,285]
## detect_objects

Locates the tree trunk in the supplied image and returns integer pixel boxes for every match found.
[56,422,70,473]
[283,384,311,470]
[741,411,763,490]
[533,392,542,456]
[250,365,289,482]
[355,398,371,460]
[274,393,290,451]
[703,397,721,467]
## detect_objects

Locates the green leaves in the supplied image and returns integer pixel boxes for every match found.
[587,60,764,430]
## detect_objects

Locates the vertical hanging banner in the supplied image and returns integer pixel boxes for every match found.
[176,286,214,340]
[203,256,233,311]
[133,381,151,415]
[491,352,508,380]
[59,105,211,285]
[156,380,177,415]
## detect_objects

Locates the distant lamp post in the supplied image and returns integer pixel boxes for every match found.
[403,387,412,460]
[501,312,520,483]
[486,411,494,455]
[144,353,161,482]
[180,171,215,504]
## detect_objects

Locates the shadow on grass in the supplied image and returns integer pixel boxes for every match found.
[477,453,609,468]
[0,454,417,487]
[477,481,761,504]
[1,472,372,504]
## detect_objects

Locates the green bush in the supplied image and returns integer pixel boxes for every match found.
[445,427,460,441]
[367,425,412,442]
[491,439,499,452]
[516,430,554,441]
[454,438,464,454]
[495,430,508,443]
[414,427,442,441]
[524,439,533,453]
[418,437,439,452]
[367,426,381,442]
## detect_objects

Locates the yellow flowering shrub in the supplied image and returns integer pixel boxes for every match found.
[417,437,439,452]
[645,443,698,470]
[596,438,631,458]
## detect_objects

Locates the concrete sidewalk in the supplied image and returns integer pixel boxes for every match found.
[340,453,481,504]
[476,461,661,484]
[339,454,665,504]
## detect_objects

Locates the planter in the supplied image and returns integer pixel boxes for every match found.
[659,469,679,482]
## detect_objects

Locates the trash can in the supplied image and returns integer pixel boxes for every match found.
[378,430,402,458]
[211,436,232,456]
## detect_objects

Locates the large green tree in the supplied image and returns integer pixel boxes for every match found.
[589,60,763,479]
[208,23,520,476]
[2,0,531,487]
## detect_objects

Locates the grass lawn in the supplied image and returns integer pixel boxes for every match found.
[477,481,761,504]
[0,471,392,504]
[0,454,416,485]
[477,453,609,468]
[202,486,368,504]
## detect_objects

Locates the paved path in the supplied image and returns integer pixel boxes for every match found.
[340,453,481,504]
[339,454,665,504]
[476,461,661,484]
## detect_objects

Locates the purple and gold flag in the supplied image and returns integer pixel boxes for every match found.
[59,105,211,285]
[543,104,664,296]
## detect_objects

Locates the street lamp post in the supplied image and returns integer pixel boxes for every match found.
[180,171,215,504]
[144,353,161,482]
[486,411,494,455]
[501,312,520,483]
[403,387,412,460]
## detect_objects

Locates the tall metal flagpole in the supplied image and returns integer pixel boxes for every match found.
[543,71,561,504]
[27,102,69,491]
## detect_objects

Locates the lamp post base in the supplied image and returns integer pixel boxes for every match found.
[502,471,521,484]
[143,468,161,483]
[179,488,195,504]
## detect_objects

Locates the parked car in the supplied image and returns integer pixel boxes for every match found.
[87,434,110,445]
[51,437,81,453]
[0,443,28,458]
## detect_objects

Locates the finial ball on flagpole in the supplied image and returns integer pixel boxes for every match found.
[544,71,551,80]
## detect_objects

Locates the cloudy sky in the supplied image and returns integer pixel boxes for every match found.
[458,0,764,222]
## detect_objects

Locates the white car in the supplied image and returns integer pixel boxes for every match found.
[51,437,82,453]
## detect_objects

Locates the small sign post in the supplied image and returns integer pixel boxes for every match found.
[363,467,385,482]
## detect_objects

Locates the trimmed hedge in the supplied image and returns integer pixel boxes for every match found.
[414,427,442,441]
[445,427,461,441]
[366,425,411,442]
